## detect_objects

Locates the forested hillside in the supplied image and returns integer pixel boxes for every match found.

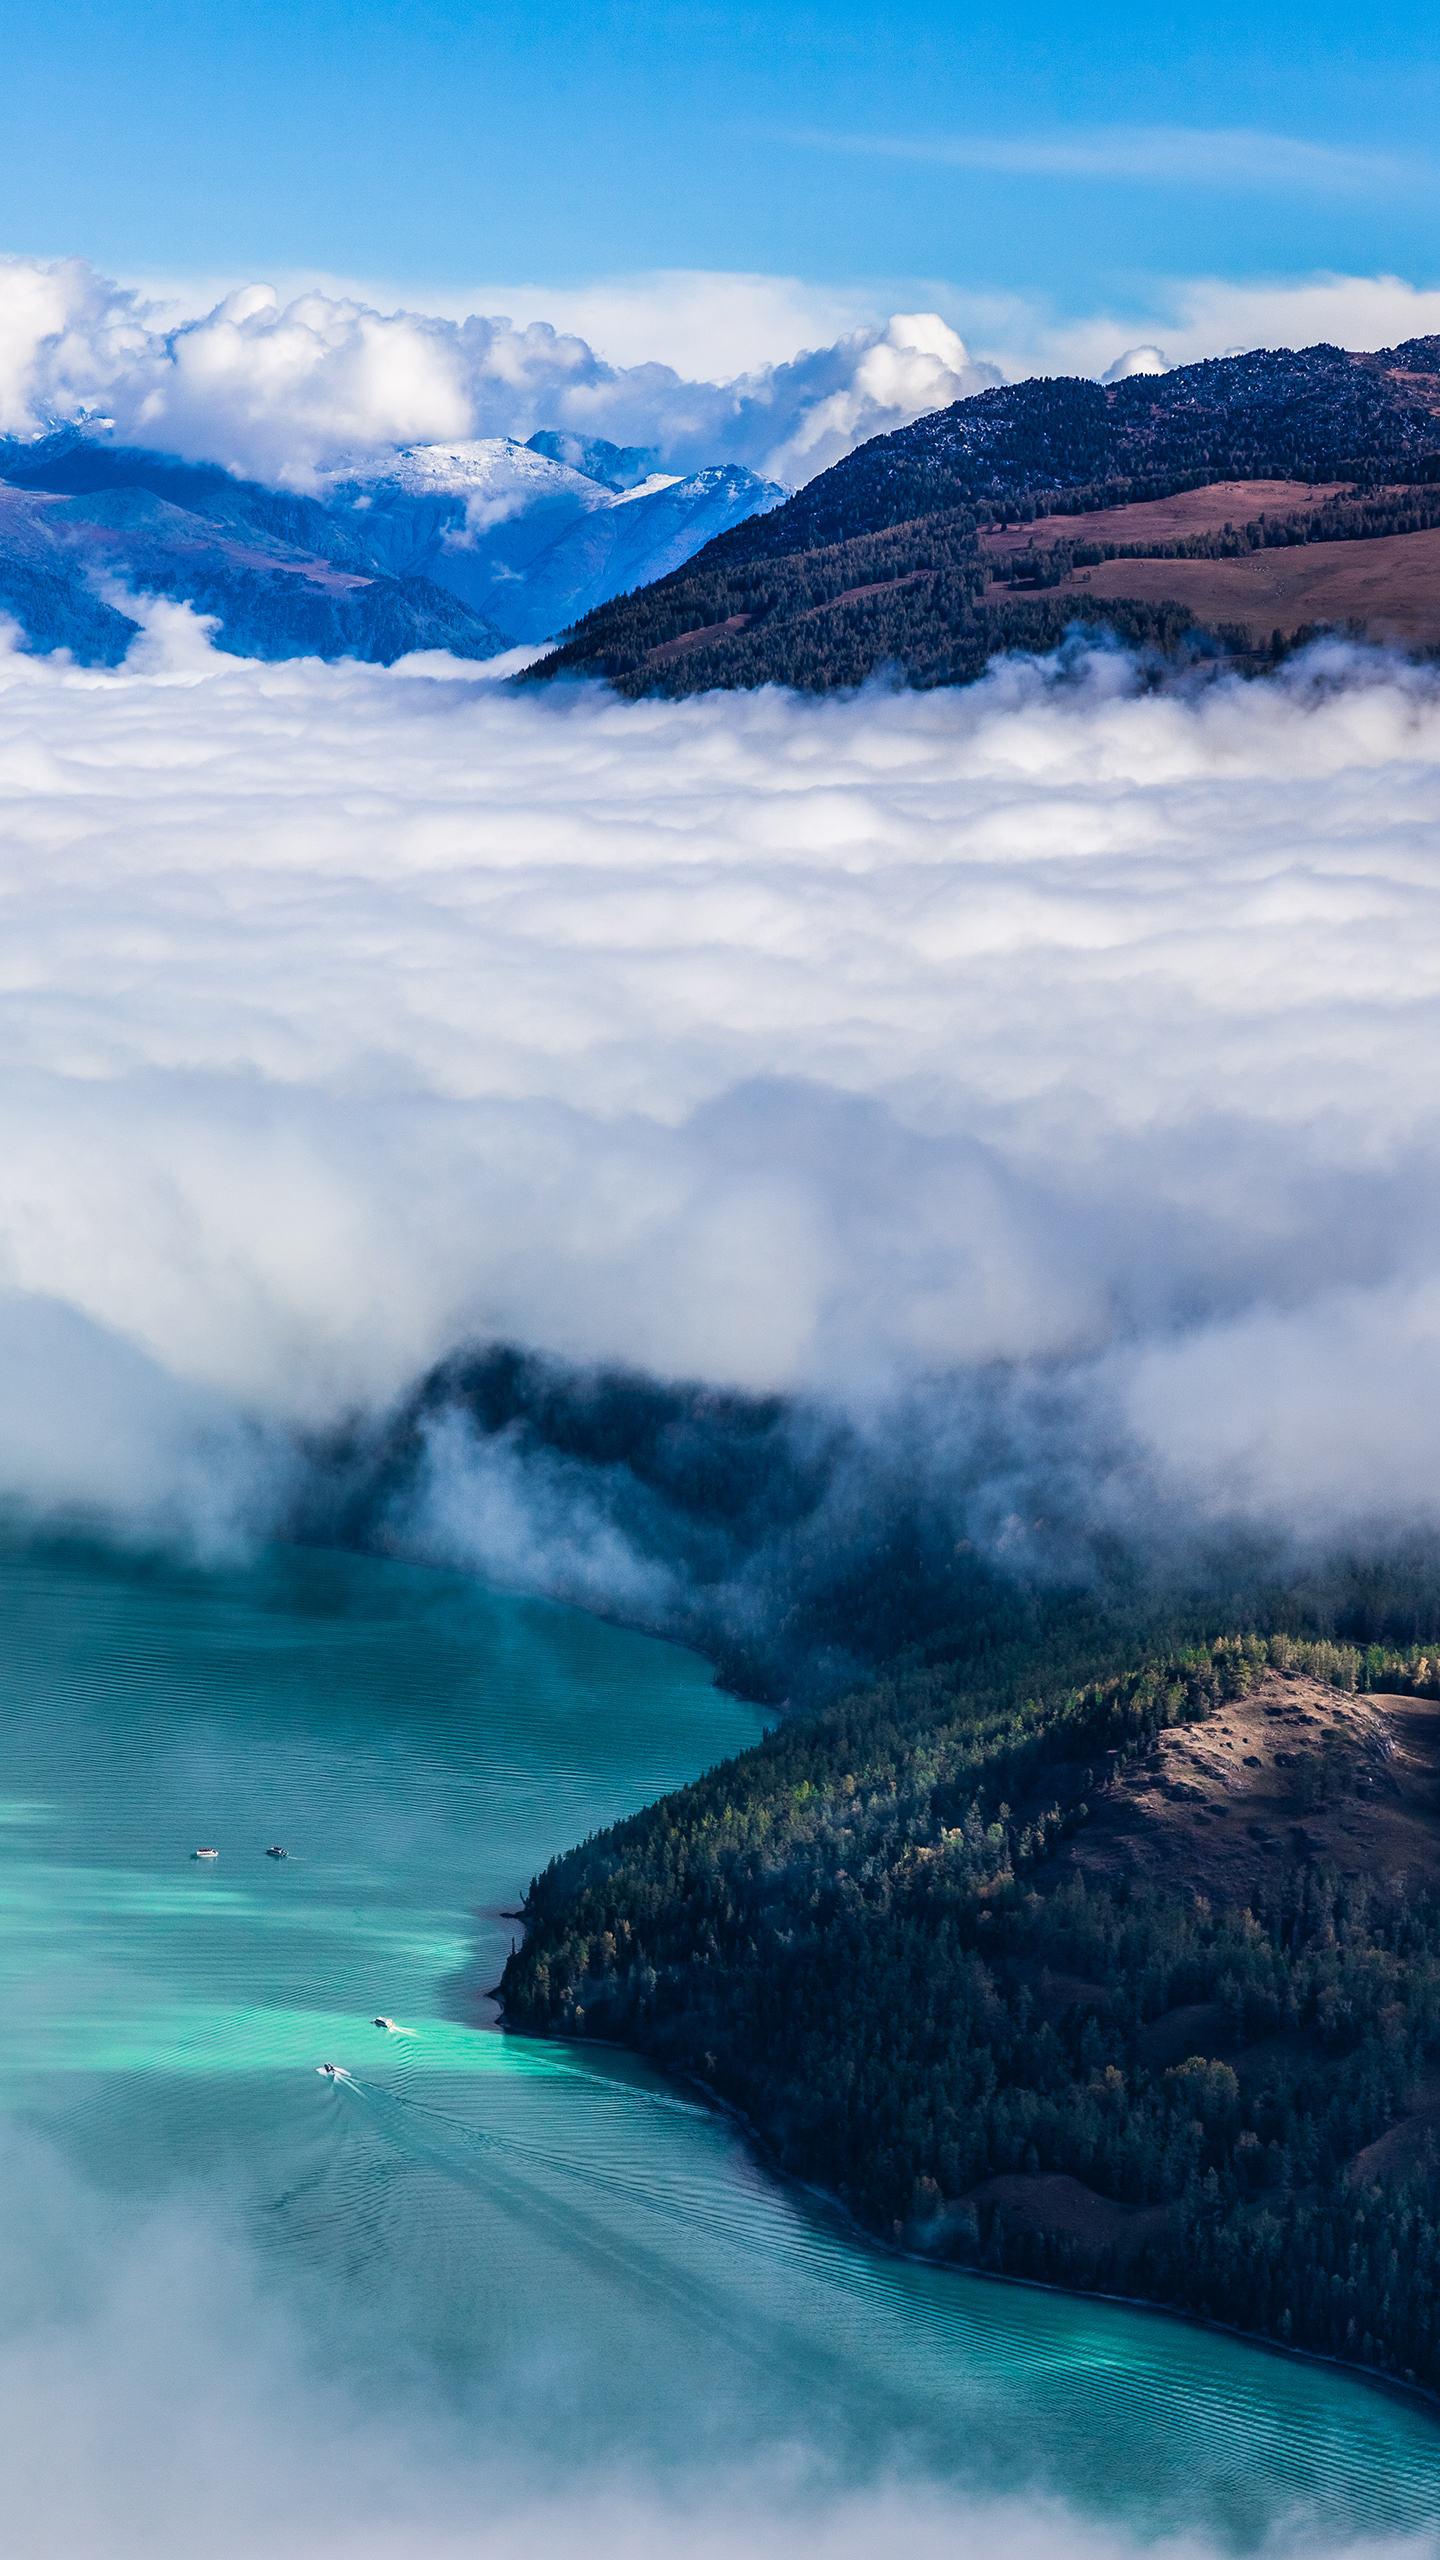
[502,1625,1440,2396]
[534,337,1440,693]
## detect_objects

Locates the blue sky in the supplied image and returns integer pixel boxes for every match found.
[4,0,1437,311]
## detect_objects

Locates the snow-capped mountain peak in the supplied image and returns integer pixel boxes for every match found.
[319,440,788,641]
[328,437,610,508]
[609,472,683,508]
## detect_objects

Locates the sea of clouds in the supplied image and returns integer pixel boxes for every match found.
[4,611,1440,1580]
[13,216,1440,2560]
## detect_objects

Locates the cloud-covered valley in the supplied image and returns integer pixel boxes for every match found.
[3,616,1440,1576]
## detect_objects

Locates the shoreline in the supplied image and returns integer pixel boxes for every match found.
[482,1613,1440,2429]
[489,1961,1440,2431]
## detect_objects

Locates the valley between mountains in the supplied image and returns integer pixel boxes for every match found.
[8,333,1440,691]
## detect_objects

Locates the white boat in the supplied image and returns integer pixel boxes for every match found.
[191,1847,219,1860]
[373,2016,398,2032]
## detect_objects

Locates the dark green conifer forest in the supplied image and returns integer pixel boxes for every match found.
[503,1630,1440,2395]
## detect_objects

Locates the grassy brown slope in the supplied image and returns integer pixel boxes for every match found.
[1040,528,1440,647]
[978,479,1351,557]
[1072,1668,1440,1899]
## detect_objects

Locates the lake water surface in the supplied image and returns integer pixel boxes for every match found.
[0,1541,1436,2546]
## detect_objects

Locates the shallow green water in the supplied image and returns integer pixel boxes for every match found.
[0,1541,1435,2542]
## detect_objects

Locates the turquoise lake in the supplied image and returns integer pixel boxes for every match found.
[0,1539,1436,2546]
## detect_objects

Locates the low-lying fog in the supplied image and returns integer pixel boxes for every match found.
[3,610,1440,1569]
[3,2124,1427,2560]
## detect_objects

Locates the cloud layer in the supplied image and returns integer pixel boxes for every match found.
[9,252,1440,496]
[4,618,1440,1561]
[956,270,1440,390]
[0,255,995,485]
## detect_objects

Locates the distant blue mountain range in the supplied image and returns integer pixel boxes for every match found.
[0,428,787,666]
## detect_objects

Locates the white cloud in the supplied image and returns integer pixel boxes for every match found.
[451,268,885,380]
[0,253,995,486]
[5,622,1440,1552]
[759,313,985,483]
[128,265,886,381]
[8,250,1440,497]
[1102,346,1170,382]
[965,272,1440,388]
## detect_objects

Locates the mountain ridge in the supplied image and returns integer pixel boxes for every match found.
[0,426,786,665]
[534,337,1440,694]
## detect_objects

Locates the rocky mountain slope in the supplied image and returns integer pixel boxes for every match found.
[0,428,785,665]
[326,439,785,644]
[0,435,513,664]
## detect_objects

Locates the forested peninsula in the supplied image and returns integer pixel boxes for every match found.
[337,1346,1440,2394]
[501,1623,1440,2398]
